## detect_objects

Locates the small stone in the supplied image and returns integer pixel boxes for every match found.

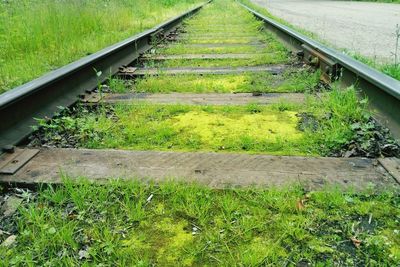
[344,148,357,158]
[78,247,90,260]
[2,196,23,217]
[1,235,16,247]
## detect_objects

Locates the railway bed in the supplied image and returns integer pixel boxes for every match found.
[0,0,399,190]
[1,0,400,265]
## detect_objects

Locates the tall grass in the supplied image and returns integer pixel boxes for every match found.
[0,0,202,94]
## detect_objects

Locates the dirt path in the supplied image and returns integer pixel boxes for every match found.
[251,0,400,63]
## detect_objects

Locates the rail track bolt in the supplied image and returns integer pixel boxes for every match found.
[2,145,15,154]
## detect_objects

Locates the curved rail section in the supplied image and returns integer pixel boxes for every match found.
[239,2,400,139]
[0,2,209,150]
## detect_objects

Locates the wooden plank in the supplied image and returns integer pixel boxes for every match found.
[101,93,306,105]
[0,148,397,191]
[160,42,267,48]
[179,37,262,42]
[0,149,39,175]
[178,34,260,38]
[378,158,400,184]
[122,65,288,76]
[142,53,259,60]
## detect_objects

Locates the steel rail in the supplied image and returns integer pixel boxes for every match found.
[0,2,209,150]
[239,2,400,139]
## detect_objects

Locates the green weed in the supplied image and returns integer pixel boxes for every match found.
[34,87,375,156]
[1,179,399,265]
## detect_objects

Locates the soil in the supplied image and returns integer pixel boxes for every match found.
[329,117,400,158]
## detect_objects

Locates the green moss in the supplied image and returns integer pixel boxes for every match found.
[155,218,194,265]
[76,103,308,155]
[239,237,288,265]
[136,74,250,93]
[172,109,303,145]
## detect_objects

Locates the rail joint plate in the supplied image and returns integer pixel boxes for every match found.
[301,44,341,83]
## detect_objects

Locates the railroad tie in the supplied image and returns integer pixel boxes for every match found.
[119,65,288,77]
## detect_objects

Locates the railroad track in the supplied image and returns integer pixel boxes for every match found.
[0,0,399,190]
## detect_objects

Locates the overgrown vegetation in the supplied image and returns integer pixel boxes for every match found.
[1,180,399,265]
[0,0,202,94]
[30,87,386,156]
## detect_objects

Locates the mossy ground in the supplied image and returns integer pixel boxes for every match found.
[1,180,399,265]
[34,87,370,156]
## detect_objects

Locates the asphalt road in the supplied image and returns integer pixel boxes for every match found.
[251,0,400,63]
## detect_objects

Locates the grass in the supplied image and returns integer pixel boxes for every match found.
[1,179,399,265]
[35,87,370,156]
[238,0,400,80]
[130,68,320,94]
[348,50,400,80]
[0,0,203,94]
